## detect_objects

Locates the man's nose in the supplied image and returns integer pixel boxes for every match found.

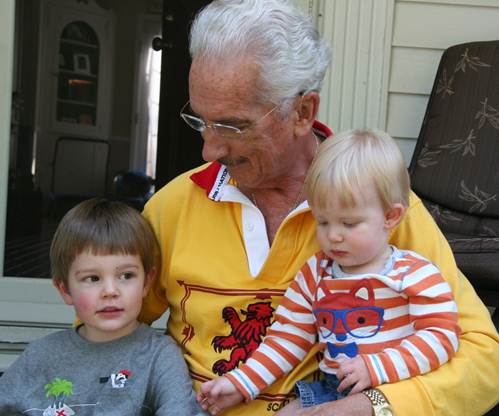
[200,129,229,162]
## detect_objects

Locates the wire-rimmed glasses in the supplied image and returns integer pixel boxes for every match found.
[179,101,278,140]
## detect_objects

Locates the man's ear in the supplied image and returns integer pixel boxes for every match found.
[294,91,320,136]
[143,267,156,297]
[53,279,74,306]
[384,203,406,229]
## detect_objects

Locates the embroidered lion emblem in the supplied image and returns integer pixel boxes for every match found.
[211,301,275,375]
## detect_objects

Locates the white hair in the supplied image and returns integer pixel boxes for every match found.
[189,0,331,107]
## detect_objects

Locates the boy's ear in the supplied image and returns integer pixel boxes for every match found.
[294,91,320,137]
[384,203,405,229]
[143,267,156,297]
[53,279,74,306]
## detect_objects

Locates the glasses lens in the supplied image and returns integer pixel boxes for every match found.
[181,113,205,132]
[314,310,335,338]
[345,308,383,338]
[212,124,242,140]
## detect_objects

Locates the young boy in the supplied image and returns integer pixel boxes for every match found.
[0,198,206,416]
[197,129,461,415]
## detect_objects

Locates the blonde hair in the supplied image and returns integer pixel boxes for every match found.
[50,198,159,285]
[306,129,410,210]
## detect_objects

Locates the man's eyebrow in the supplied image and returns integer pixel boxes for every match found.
[189,104,252,126]
[215,116,252,126]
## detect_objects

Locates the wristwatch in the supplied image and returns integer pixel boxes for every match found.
[362,388,395,416]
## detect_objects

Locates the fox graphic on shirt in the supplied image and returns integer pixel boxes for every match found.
[313,279,384,359]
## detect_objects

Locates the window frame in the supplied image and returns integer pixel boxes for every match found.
[0,0,72,327]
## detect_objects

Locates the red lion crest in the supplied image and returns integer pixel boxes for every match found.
[211,301,275,375]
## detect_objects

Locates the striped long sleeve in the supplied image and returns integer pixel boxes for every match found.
[225,255,323,400]
[225,249,461,399]
[361,253,461,386]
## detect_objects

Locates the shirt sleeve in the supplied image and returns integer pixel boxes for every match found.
[362,259,460,386]
[151,338,208,416]
[138,191,172,324]
[0,346,33,412]
[381,191,499,415]
[226,260,319,400]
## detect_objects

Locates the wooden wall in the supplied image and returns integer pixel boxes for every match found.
[316,0,499,163]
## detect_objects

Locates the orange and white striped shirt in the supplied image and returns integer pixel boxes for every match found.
[226,246,461,400]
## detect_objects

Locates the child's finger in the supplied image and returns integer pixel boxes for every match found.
[196,391,205,403]
[209,382,224,398]
[347,378,371,395]
[337,372,355,392]
[200,380,215,394]
[337,361,354,380]
[197,394,211,410]
[348,381,364,395]
[209,403,221,416]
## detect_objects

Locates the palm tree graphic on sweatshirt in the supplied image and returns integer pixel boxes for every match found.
[42,378,76,415]
[40,377,97,415]
[27,371,128,415]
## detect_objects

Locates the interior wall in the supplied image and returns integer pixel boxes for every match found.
[0,0,15,278]
[106,0,163,184]
[10,0,40,189]
[107,0,153,186]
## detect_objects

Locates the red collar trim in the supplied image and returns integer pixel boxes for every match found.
[190,120,333,197]
[190,161,222,195]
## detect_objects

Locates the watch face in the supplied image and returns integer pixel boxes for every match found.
[379,409,393,416]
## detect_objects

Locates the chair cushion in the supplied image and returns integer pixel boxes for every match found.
[422,199,499,238]
[409,41,499,307]
[409,41,499,220]
[421,200,499,288]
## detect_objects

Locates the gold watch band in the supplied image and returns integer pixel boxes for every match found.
[362,389,395,416]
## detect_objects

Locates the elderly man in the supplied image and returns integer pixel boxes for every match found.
[140,1,499,415]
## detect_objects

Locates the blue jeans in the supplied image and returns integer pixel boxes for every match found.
[294,372,350,408]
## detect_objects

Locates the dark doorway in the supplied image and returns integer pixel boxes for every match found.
[4,0,210,278]
[154,0,211,189]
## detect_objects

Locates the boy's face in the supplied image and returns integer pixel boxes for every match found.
[311,185,404,275]
[54,251,154,342]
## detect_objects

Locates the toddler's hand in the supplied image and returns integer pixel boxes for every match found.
[196,376,244,415]
[336,356,372,394]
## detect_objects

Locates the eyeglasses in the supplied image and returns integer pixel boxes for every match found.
[314,306,384,339]
[179,101,278,140]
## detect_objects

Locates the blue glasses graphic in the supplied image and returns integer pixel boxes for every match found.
[314,307,384,340]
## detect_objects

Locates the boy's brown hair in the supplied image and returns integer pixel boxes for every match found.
[50,198,159,285]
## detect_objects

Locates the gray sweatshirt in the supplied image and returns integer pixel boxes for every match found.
[0,323,206,415]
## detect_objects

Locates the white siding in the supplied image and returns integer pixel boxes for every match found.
[317,0,394,132]
[316,0,499,163]
[387,0,499,163]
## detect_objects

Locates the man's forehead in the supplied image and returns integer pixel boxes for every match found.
[188,58,263,118]
[190,57,260,94]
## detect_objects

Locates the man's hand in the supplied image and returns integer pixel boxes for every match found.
[196,376,245,415]
[278,393,373,416]
[337,356,372,394]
